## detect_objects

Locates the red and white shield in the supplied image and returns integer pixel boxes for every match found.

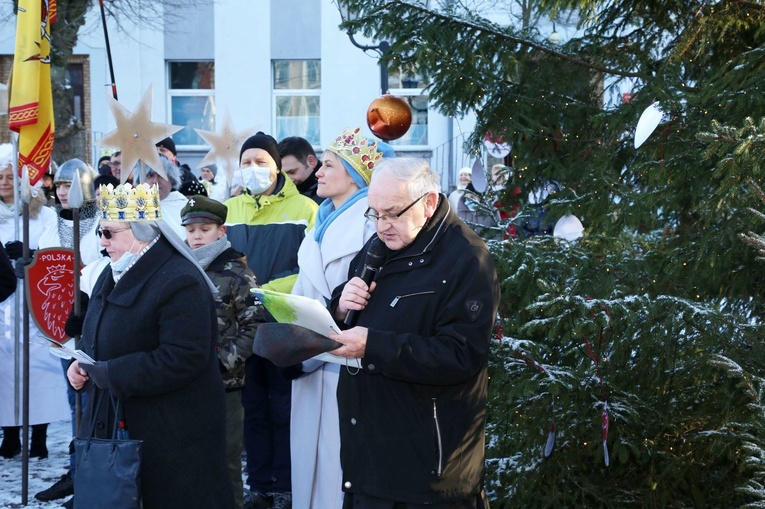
[24,248,81,344]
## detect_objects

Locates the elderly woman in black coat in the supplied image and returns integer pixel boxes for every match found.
[67,183,234,509]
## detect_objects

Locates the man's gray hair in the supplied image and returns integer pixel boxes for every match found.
[134,155,181,190]
[371,157,440,200]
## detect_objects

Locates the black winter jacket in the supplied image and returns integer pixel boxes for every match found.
[331,195,500,505]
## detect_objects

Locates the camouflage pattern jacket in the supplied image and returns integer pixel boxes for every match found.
[206,247,265,390]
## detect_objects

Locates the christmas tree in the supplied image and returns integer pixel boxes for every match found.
[339,0,765,506]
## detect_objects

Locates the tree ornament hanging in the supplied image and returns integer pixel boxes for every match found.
[366,94,412,141]
[634,101,664,149]
[544,419,556,457]
[602,402,610,467]
[484,132,511,159]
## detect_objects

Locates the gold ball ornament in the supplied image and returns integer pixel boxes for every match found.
[366,94,412,141]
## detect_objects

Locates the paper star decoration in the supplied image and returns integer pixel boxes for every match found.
[95,84,183,184]
[194,109,256,186]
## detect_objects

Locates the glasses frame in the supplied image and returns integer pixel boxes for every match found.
[97,227,131,240]
[364,193,428,223]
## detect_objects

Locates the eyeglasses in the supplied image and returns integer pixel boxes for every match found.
[364,193,427,223]
[109,162,121,168]
[97,227,130,239]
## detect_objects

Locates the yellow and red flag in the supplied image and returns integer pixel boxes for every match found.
[8,0,56,185]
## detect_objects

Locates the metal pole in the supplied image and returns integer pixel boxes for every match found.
[98,0,118,100]
[11,134,20,426]
[379,41,390,95]
[69,171,84,435]
[21,196,30,506]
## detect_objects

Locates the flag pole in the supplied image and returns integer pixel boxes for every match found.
[20,164,31,506]
[9,0,56,501]
[99,0,118,100]
[11,132,20,428]
[69,170,85,434]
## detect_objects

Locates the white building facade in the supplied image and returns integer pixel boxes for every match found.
[0,0,477,190]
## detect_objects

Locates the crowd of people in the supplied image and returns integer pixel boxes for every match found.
[0,129,500,509]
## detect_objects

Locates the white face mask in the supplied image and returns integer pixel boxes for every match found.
[110,239,139,273]
[239,166,273,195]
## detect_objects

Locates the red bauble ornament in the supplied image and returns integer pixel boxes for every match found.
[366,94,412,141]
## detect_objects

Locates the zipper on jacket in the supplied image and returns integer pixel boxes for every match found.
[390,291,435,307]
[433,398,443,477]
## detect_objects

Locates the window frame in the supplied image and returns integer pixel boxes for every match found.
[272,59,321,147]
[166,60,216,150]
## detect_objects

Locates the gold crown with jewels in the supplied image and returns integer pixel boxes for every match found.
[98,183,162,222]
[325,127,382,185]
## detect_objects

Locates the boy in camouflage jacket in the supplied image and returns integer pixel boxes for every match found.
[182,195,265,509]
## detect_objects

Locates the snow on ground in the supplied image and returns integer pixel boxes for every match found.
[1,420,249,508]
[0,419,73,509]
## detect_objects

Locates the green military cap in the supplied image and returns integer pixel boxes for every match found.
[181,194,228,225]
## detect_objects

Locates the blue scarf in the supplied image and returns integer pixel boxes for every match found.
[313,187,368,244]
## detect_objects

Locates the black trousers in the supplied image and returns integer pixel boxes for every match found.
[342,490,490,509]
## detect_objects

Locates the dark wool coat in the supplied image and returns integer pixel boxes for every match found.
[77,236,234,509]
[331,195,500,506]
[0,243,16,303]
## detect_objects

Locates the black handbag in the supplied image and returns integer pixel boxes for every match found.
[73,392,143,509]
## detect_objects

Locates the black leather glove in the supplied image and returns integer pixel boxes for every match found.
[4,241,23,260]
[278,363,304,381]
[13,257,32,279]
[81,362,109,389]
[64,292,89,338]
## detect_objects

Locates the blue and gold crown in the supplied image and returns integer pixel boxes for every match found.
[98,183,162,222]
[325,127,383,186]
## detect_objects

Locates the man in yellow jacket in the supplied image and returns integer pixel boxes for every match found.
[224,131,316,509]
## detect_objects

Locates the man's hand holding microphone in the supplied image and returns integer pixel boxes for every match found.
[331,238,385,359]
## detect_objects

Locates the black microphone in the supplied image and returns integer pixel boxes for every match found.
[344,237,386,326]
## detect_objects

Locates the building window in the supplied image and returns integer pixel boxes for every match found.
[66,63,84,124]
[167,61,215,147]
[273,60,320,146]
[388,72,428,147]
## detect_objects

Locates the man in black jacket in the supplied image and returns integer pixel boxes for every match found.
[277,136,324,205]
[330,157,500,509]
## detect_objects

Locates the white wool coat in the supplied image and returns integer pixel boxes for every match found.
[290,197,375,509]
[0,205,70,426]
[160,191,190,240]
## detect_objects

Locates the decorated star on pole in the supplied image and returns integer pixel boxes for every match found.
[95,84,183,184]
[194,109,256,186]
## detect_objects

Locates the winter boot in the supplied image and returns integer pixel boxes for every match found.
[0,426,21,458]
[35,472,74,501]
[271,492,292,509]
[30,423,48,459]
[243,490,272,509]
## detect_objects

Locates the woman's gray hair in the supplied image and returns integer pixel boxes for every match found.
[370,157,441,200]
[133,155,181,190]
[130,221,161,242]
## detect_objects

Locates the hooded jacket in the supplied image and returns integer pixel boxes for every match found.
[331,195,500,505]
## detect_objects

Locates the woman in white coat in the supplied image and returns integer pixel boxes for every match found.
[290,128,383,509]
[0,146,70,459]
